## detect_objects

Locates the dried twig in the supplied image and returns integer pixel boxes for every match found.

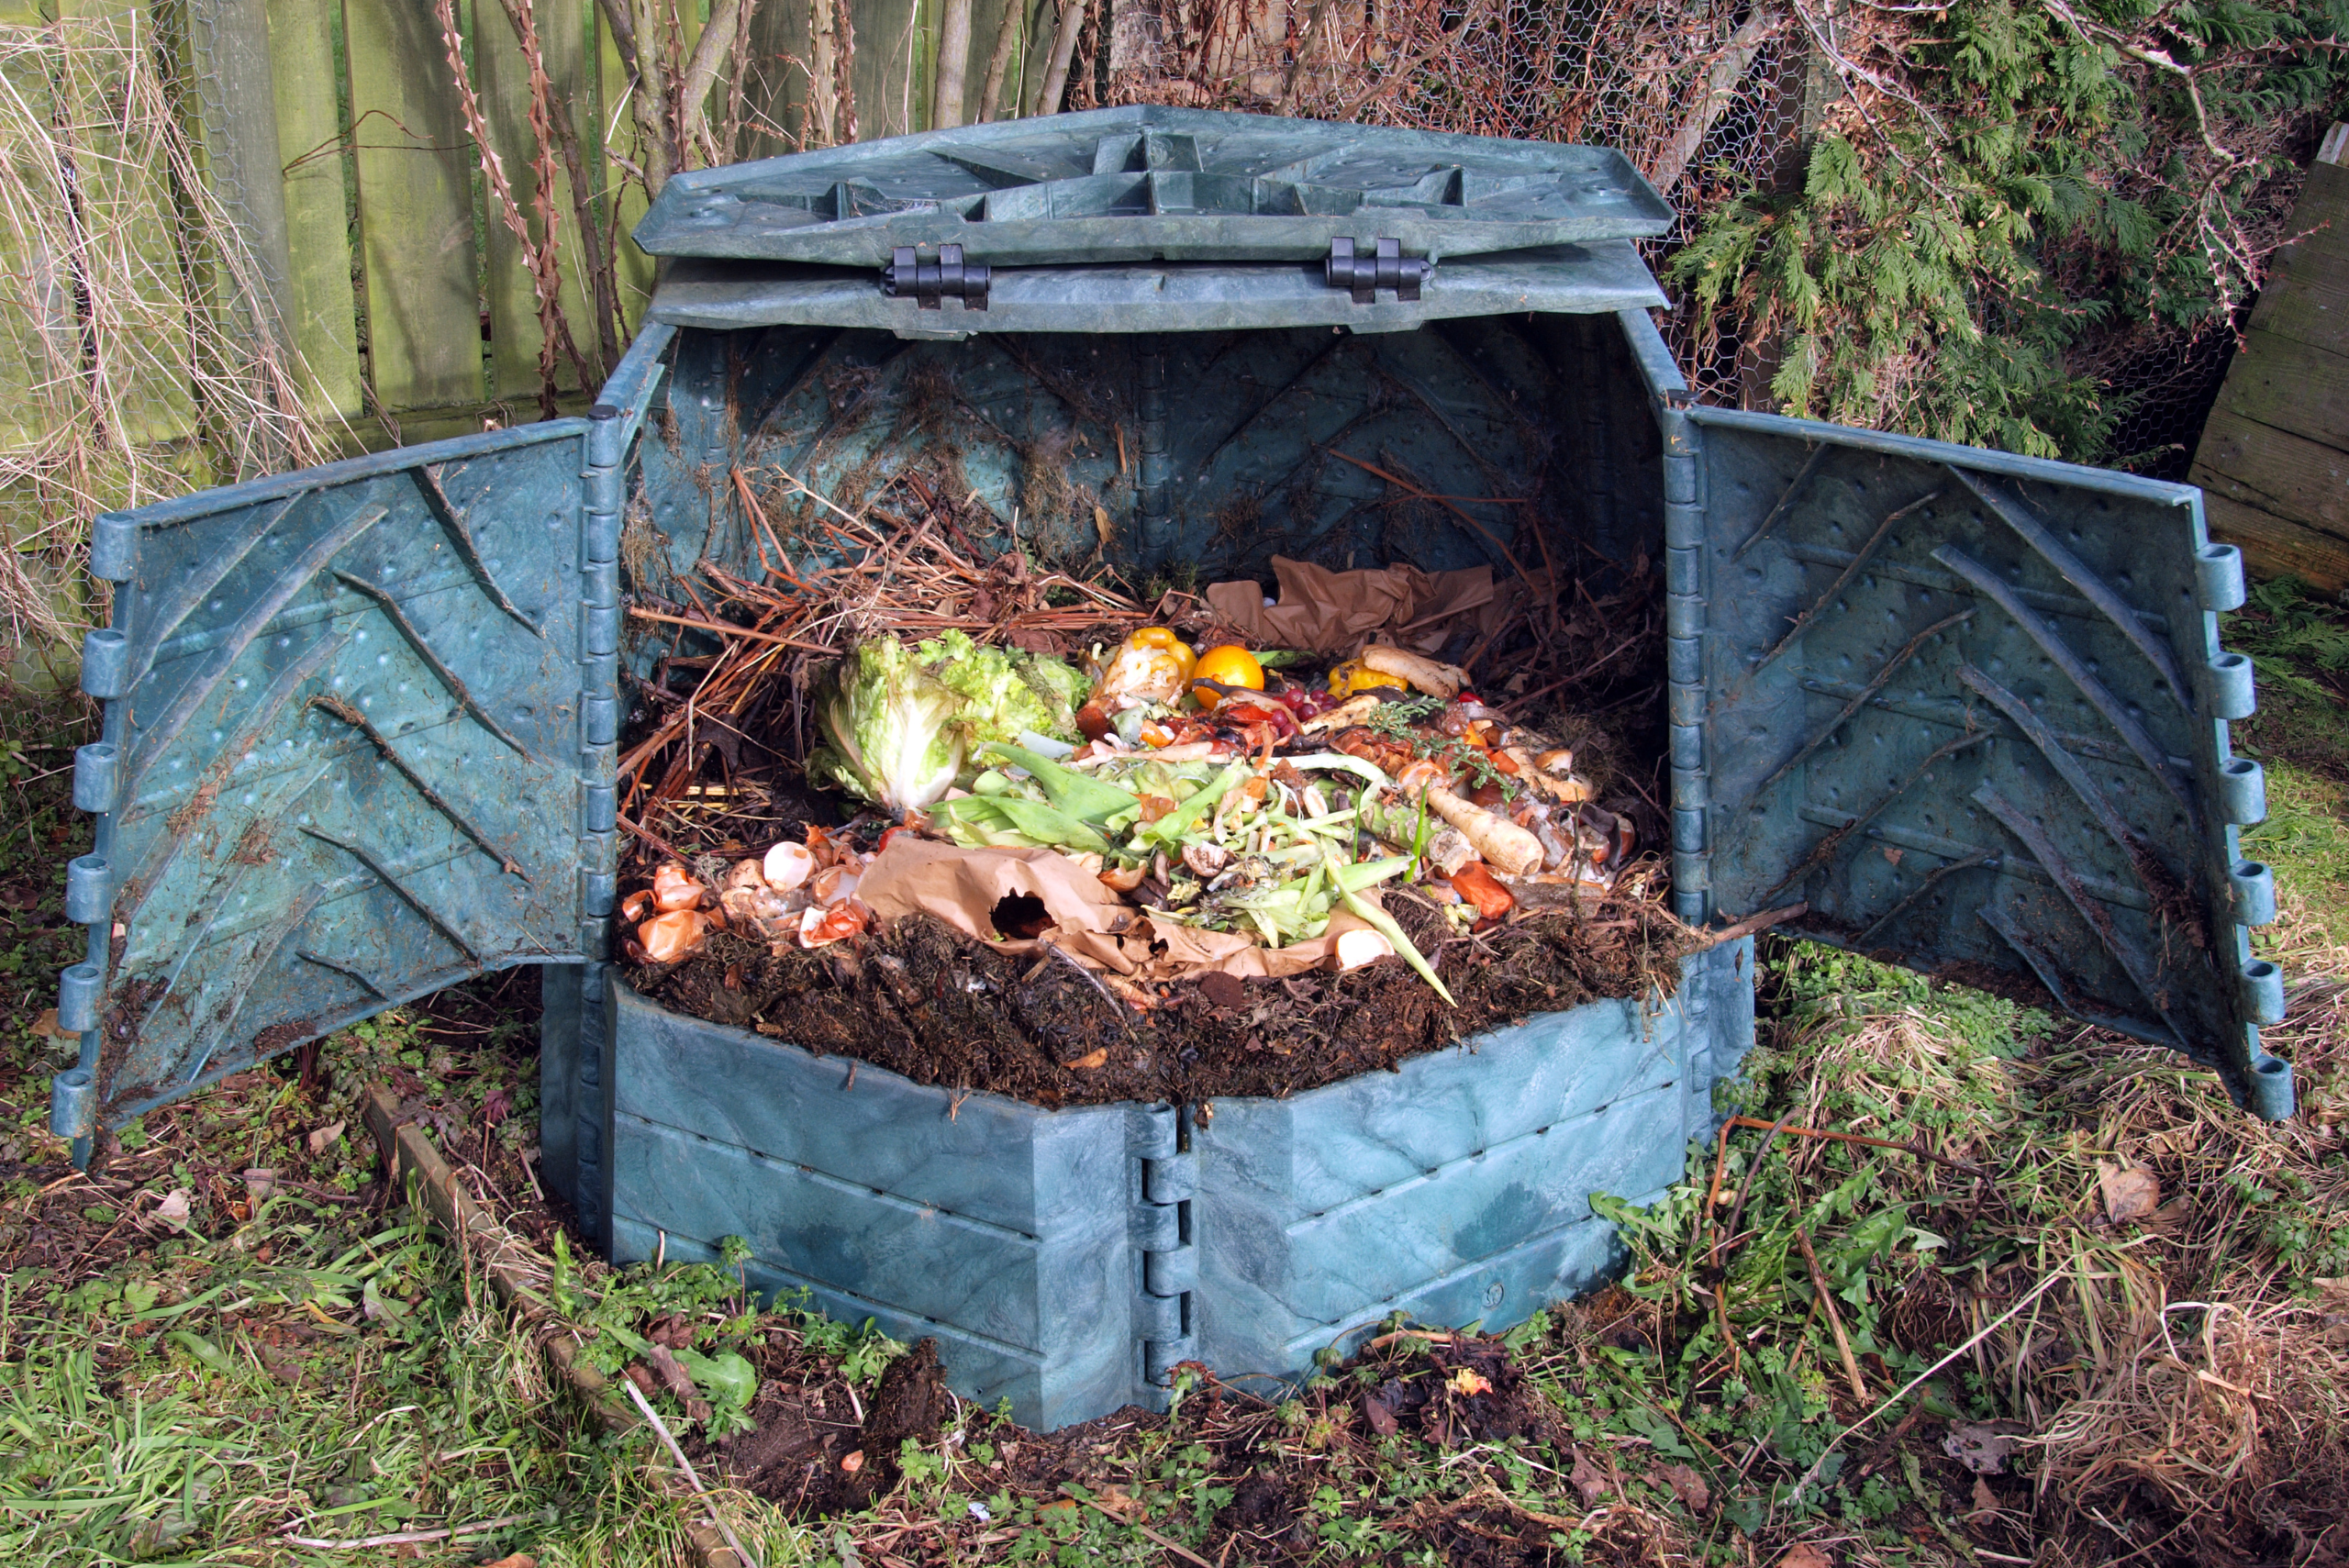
[280,1511,535,1550]
[620,1373,765,1568]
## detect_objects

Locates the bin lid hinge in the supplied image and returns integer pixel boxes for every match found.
[882,244,991,311]
[1325,237,1431,304]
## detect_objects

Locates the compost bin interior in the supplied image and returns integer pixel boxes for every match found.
[608,312,1689,1102]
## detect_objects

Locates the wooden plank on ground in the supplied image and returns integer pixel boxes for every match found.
[2244,160,2349,356]
[268,0,364,420]
[58,0,199,449]
[478,0,598,402]
[2190,136,2349,588]
[2196,492,2349,595]
[2211,327,2349,454]
[2191,406,2349,584]
[346,0,484,412]
[2193,406,2349,531]
[357,1084,744,1568]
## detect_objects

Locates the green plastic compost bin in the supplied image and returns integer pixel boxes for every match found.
[51,107,2289,1431]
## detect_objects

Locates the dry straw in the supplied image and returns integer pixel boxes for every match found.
[0,8,336,676]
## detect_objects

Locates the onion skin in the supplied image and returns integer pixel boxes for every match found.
[638,908,709,963]
[651,862,703,912]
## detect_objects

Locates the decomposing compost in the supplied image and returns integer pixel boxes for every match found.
[615,459,1691,1106]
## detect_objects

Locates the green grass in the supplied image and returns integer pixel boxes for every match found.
[5,579,2347,1566]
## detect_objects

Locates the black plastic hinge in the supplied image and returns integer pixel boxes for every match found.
[882,243,991,310]
[1325,237,1431,304]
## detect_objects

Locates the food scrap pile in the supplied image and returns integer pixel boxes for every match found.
[618,599,1685,1105]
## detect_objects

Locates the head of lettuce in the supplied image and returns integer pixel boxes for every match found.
[807,631,1090,817]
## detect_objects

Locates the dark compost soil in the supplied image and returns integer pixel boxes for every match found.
[623,883,1696,1108]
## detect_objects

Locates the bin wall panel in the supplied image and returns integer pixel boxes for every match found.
[603,943,1751,1429]
[1193,940,1748,1373]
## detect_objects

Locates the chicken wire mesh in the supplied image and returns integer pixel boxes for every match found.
[1101,0,2265,479]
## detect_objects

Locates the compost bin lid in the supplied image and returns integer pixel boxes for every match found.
[634,106,1674,267]
[645,240,1667,337]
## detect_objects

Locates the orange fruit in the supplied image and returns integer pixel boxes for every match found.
[1190,645,1264,707]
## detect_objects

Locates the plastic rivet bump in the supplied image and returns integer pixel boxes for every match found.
[80,629,129,700]
[89,514,139,582]
[50,1067,96,1140]
[2195,542,2246,613]
[58,962,103,1033]
[2230,861,2277,927]
[2249,1052,2295,1121]
[2219,757,2266,826]
[2205,651,2255,720]
[72,742,120,815]
[2241,959,2287,1026]
[64,855,112,925]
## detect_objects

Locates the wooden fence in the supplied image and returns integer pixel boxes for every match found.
[0,0,1088,455]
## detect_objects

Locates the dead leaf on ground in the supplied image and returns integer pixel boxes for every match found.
[34,1007,78,1041]
[1968,1476,1999,1518]
[479,1555,537,1568]
[645,1343,696,1399]
[148,1188,191,1229]
[1092,1484,1146,1522]
[1569,1449,1611,1507]
[1652,1461,1710,1513]
[1363,1391,1399,1437]
[306,1121,345,1156]
[2098,1161,2160,1222]
[242,1168,278,1207]
[1777,1544,1834,1568]
[1943,1419,2027,1474]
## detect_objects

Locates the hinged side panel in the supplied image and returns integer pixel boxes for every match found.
[1681,407,2288,1118]
[53,423,596,1154]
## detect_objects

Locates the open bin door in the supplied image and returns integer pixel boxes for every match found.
[1665,399,2290,1118]
[47,403,644,1163]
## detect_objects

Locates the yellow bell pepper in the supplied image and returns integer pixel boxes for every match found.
[1327,658,1408,696]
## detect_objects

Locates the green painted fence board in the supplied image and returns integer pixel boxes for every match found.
[347,0,484,412]
[60,0,199,448]
[480,0,598,399]
[0,8,68,450]
[853,0,921,139]
[268,0,364,419]
[596,1,657,320]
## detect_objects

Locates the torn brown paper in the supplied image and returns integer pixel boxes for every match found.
[1204,556,1515,655]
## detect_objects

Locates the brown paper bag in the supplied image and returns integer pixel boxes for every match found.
[1204,556,1513,655]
